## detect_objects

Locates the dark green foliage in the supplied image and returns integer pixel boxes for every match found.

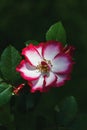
[71,114,87,130]
[24,40,39,46]
[55,96,78,127]
[0,0,87,129]
[0,45,21,84]
[0,83,12,107]
[0,104,15,130]
[46,22,66,44]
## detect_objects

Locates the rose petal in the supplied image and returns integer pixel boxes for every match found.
[16,60,41,80]
[52,54,72,74]
[22,44,42,66]
[29,75,44,92]
[42,40,63,60]
[55,74,70,87]
[44,72,57,87]
[35,43,44,57]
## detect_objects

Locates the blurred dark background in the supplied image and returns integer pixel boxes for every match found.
[0,0,87,112]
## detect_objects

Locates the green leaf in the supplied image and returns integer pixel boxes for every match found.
[46,21,66,44]
[24,40,39,46]
[0,82,9,93]
[55,96,78,126]
[0,83,12,107]
[0,77,3,83]
[0,45,22,83]
[0,63,3,83]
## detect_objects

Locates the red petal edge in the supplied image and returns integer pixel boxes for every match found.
[28,80,46,93]
[22,44,42,66]
[42,40,63,58]
[28,74,57,93]
[55,74,71,87]
[53,53,75,74]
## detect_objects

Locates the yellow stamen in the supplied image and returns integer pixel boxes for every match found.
[36,59,52,73]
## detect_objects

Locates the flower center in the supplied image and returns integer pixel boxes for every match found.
[36,59,52,73]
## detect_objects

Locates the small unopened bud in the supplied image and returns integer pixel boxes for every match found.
[13,83,25,95]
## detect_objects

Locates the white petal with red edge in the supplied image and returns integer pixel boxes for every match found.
[30,75,44,92]
[22,44,42,66]
[16,60,41,80]
[52,55,71,74]
[55,74,69,87]
[42,41,63,60]
[35,43,43,56]
[44,72,56,87]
